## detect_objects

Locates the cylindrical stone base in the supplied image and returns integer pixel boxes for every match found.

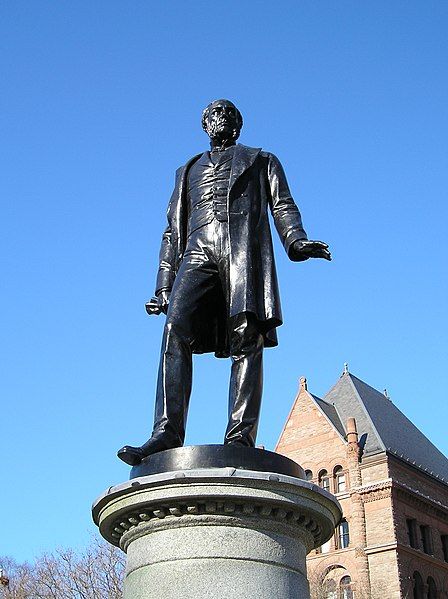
[93,467,341,599]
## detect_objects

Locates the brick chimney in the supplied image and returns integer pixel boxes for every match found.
[346,417,362,484]
[347,417,359,450]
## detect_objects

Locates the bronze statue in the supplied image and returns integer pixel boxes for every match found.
[118,100,330,465]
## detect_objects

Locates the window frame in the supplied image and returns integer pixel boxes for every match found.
[427,576,437,599]
[333,465,347,493]
[340,575,354,599]
[318,469,330,492]
[419,524,433,555]
[413,571,424,599]
[441,534,448,562]
[337,519,350,549]
[406,518,418,549]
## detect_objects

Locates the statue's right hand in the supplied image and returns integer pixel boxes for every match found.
[145,297,161,316]
[145,291,171,316]
[157,290,171,315]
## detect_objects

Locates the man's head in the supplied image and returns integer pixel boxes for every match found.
[201,99,243,143]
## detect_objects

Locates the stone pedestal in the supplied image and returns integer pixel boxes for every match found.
[93,447,341,599]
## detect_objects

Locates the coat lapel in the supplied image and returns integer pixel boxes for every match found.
[229,144,261,192]
[196,151,213,167]
[177,152,202,198]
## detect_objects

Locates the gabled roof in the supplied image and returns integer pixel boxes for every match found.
[312,394,345,438]
[318,371,448,483]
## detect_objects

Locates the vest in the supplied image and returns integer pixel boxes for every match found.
[186,146,234,237]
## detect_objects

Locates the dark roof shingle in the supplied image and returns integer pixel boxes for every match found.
[317,372,448,483]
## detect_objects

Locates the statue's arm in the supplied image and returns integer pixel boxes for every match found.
[151,172,181,314]
[267,154,331,262]
[149,218,174,315]
[267,153,308,259]
[146,221,174,316]
[155,221,175,297]
[155,166,184,296]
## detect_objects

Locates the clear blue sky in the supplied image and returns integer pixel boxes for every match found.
[1,2,447,562]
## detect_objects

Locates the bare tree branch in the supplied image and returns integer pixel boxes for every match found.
[0,538,124,599]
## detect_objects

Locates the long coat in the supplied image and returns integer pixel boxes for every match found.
[155,143,308,357]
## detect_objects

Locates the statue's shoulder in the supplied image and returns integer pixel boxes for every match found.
[238,144,277,163]
[238,143,261,150]
[259,148,278,160]
[238,143,263,155]
[172,152,203,181]
[178,152,202,172]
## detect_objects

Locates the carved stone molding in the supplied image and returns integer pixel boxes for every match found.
[352,479,393,503]
[113,498,322,550]
[94,468,341,552]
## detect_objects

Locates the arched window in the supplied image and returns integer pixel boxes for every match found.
[337,519,350,549]
[427,577,437,599]
[324,579,337,599]
[413,571,424,599]
[334,465,346,492]
[305,469,313,481]
[340,575,354,599]
[318,469,330,491]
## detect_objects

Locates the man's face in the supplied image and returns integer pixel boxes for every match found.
[205,101,240,140]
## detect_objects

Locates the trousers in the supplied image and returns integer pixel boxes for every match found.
[152,219,264,447]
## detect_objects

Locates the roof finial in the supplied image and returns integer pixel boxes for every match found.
[343,362,349,375]
[299,376,308,391]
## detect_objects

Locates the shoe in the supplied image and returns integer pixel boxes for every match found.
[117,434,180,466]
[117,445,146,466]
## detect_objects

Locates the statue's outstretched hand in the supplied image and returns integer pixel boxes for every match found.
[145,291,171,316]
[291,240,332,261]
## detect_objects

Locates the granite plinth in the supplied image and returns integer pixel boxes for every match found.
[93,448,341,599]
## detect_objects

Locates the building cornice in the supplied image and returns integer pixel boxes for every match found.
[393,480,448,522]
[397,543,448,571]
[348,477,448,522]
[351,479,393,503]
[387,451,448,488]
[365,541,397,555]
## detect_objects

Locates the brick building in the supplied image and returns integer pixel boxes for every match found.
[276,368,448,598]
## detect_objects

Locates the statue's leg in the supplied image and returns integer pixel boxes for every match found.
[150,318,193,449]
[224,313,264,447]
[117,316,194,464]
[118,228,221,465]
[150,255,219,451]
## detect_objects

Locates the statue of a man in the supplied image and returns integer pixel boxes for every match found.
[118,99,330,465]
